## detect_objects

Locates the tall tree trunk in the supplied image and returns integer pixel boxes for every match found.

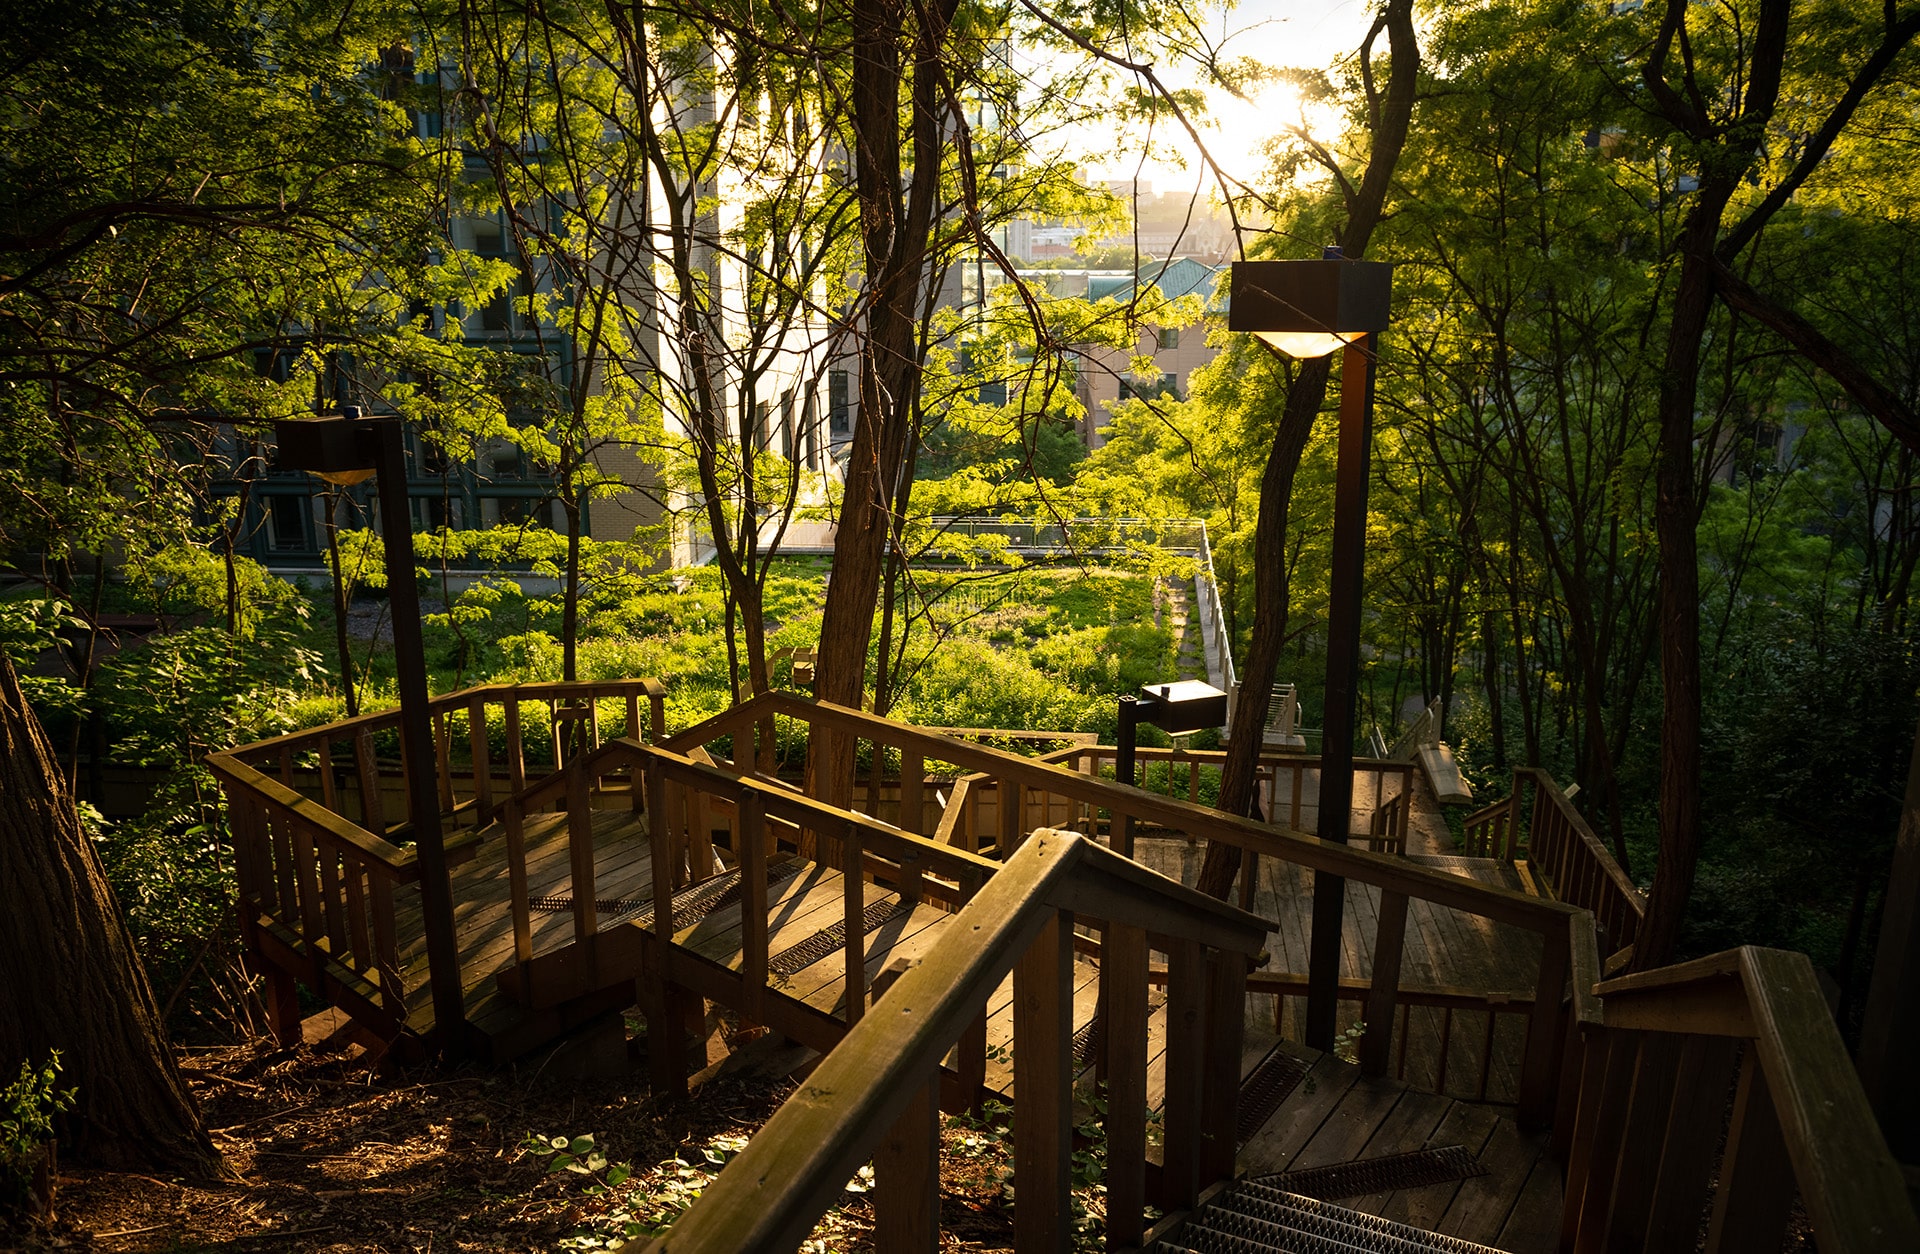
[1195,0,1420,898]
[0,653,221,1176]
[811,0,957,806]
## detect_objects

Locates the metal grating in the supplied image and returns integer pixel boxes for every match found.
[529,856,805,933]
[768,899,909,977]
[1155,1182,1509,1254]
[1255,1145,1486,1202]
[1070,1018,1102,1067]
[1236,1048,1312,1146]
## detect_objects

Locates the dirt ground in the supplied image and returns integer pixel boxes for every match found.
[5,1028,1033,1254]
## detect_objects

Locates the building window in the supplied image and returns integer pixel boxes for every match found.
[264,493,312,553]
[780,389,795,459]
[829,370,851,434]
[1157,326,1180,350]
[1119,372,1180,403]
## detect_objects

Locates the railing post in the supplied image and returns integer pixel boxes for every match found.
[1518,923,1571,1129]
[1362,890,1408,1077]
[1014,910,1074,1254]
[873,1065,942,1254]
[1201,948,1247,1184]
[1104,922,1149,1251]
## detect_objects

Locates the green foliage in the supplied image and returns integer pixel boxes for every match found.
[515,1129,752,1249]
[0,1053,75,1218]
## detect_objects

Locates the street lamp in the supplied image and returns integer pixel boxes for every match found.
[275,407,470,1058]
[1229,253,1392,1052]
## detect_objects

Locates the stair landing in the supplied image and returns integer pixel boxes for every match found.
[1234,1039,1560,1253]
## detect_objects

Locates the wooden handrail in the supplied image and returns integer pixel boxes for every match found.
[643,829,1265,1254]
[1563,945,1916,1252]
[702,694,1580,937]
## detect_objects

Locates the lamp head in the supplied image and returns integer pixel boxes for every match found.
[274,407,380,486]
[1229,258,1393,359]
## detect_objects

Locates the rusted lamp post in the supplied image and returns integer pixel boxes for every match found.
[1230,253,1392,1051]
[274,407,469,1057]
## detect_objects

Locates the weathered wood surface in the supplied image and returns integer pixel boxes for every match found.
[1237,1039,1562,1254]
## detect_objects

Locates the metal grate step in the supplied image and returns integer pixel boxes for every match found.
[769,899,910,977]
[531,855,806,934]
[1236,1047,1312,1146]
[1150,1183,1511,1254]
[1256,1144,1486,1202]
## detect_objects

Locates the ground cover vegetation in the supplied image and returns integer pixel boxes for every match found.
[3,0,1920,1243]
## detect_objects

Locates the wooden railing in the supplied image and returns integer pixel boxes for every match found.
[1560,946,1917,1253]
[920,742,1414,860]
[679,694,1592,1131]
[641,828,1270,1254]
[1465,767,1645,959]
[207,678,668,1040]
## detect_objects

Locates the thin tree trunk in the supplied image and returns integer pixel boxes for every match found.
[0,653,222,1176]
[1195,0,1420,899]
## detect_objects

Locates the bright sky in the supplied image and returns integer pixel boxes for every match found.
[1079,0,1377,189]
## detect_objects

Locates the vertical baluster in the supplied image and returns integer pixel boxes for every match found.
[1605,1031,1683,1246]
[316,841,346,962]
[625,692,641,742]
[1435,1006,1455,1096]
[505,695,527,796]
[842,821,864,1024]
[370,873,404,1013]
[1643,1037,1739,1253]
[1160,937,1205,1210]
[738,789,768,1022]
[504,800,532,992]
[316,742,340,815]
[1475,1007,1498,1102]
[1014,911,1074,1254]
[899,750,924,835]
[433,711,455,816]
[354,727,387,835]
[342,853,371,975]
[999,779,1023,858]
[647,764,675,943]
[1362,891,1408,1077]
[469,696,493,819]
[1563,1030,1639,1250]
[1105,921,1149,1250]
[567,764,597,943]
[278,746,296,790]
[687,780,715,880]
[269,808,298,920]
[1704,1050,1795,1253]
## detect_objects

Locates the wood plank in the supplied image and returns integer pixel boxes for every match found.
[1436,1114,1543,1246]
[1237,1044,1362,1176]
[1494,1148,1565,1254]
[1376,1099,1500,1231]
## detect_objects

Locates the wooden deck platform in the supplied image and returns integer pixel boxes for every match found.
[1238,1039,1562,1254]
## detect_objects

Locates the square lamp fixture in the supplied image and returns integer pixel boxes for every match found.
[274,407,380,485]
[1229,259,1393,358]
[1136,679,1229,732]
